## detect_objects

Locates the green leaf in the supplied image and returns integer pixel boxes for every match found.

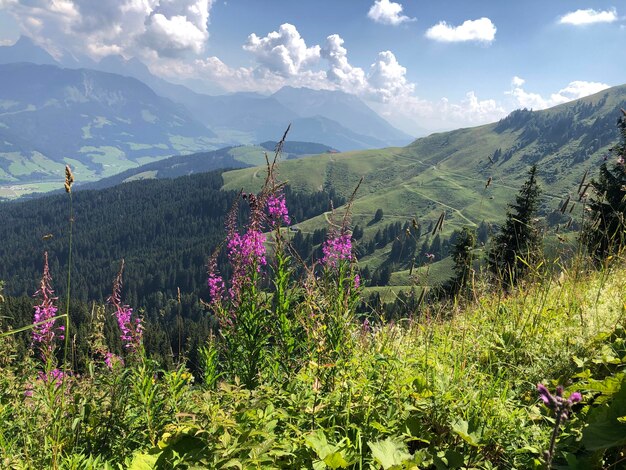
[368,437,412,470]
[128,453,159,470]
[451,419,482,447]
[583,378,626,450]
[305,430,333,460]
[323,451,352,469]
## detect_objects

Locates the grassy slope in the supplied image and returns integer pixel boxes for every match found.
[222,85,626,288]
[9,259,624,468]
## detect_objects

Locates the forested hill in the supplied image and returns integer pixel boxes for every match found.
[0,170,344,306]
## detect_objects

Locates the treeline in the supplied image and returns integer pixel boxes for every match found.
[0,170,344,307]
[492,96,621,170]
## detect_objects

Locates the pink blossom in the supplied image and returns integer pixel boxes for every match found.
[226,228,267,300]
[32,252,63,358]
[108,260,143,352]
[322,233,353,267]
[104,352,124,369]
[267,194,290,225]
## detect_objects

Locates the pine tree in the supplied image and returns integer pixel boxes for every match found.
[450,227,476,296]
[488,164,542,286]
[583,110,626,259]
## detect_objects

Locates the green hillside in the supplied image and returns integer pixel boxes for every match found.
[222,84,626,288]
[0,63,219,187]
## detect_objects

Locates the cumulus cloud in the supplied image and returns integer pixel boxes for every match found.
[243,23,320,77]
[367,50,414,102]
[367,0,415,26]
[0,0,214,59]
[559,8,617,25]
[321,34,367,91]
[425,17,496,43]
[508,77,611,109]
[142,0,213,56]
[511,76,525,87]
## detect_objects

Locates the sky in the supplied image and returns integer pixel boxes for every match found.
[0,0,624,134]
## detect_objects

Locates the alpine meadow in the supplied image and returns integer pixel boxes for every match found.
[1,2,626,469]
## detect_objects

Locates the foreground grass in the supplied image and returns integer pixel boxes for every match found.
[2,261,626,468]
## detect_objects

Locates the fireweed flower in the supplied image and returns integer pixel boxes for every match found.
[537,383,582,466]
[226,228,267,301]
[32,252,64,358]
[207,257,225,304]
[322,232,353,267]
[267,193,290,225]
[104,352,124,369]
[108,260,143,352]
[537,383,582,419]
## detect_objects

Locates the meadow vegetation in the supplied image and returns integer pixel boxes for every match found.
[0,114,625,469]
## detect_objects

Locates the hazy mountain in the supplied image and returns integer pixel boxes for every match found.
[0,63,218,183]
[94,55,226,108]
[91,56,412,150]
[0,36,57,66]
[272,86,414,145]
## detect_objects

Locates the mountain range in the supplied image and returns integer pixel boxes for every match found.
[0,78,624,293]
[0,37,413,186]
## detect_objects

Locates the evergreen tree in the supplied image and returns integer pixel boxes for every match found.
[449,227,476,296]
[477,220,490,245]
[373,208,384,223]
[488,164,542,286]
[583,110,626,260]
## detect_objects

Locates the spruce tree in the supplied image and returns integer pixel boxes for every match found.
[449,227,476,295]
[488,164,542,286]
[583,110,626,259]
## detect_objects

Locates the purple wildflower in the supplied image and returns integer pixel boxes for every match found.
[108,260,143,352]
[104,352,124,369]
[32,252,63,359]
[38,368,66,388]
[354,274,360,289]
[267,193,290,225]
[226,228,267,300]
[322,233,353,267]
[537,383,582,467]
[537,383,582,419]
[206,256,225,303]
[425,253,435,262]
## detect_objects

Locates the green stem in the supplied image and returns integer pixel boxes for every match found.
[64,192,73,371]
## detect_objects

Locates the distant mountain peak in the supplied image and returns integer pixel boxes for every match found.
[272,85,413,145]
[0,35,58,65]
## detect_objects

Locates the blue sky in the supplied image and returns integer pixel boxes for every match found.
[0,0,624,133]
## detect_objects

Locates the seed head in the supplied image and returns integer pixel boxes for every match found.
[64,165,74,193]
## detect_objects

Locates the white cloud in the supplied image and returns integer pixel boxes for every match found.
[511,76,525,87]
[367,0,415,26]
[243,23,320,77]
[366,50,414,102]
[508,77,611,109]
[559,8,617,25]
[437,92,505,127]
[0,0,214,59]
[321,34,367,92]
[549,80,612,104]
[369,90,507,134]
[142,0,213,57]
[425,17,496,43]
